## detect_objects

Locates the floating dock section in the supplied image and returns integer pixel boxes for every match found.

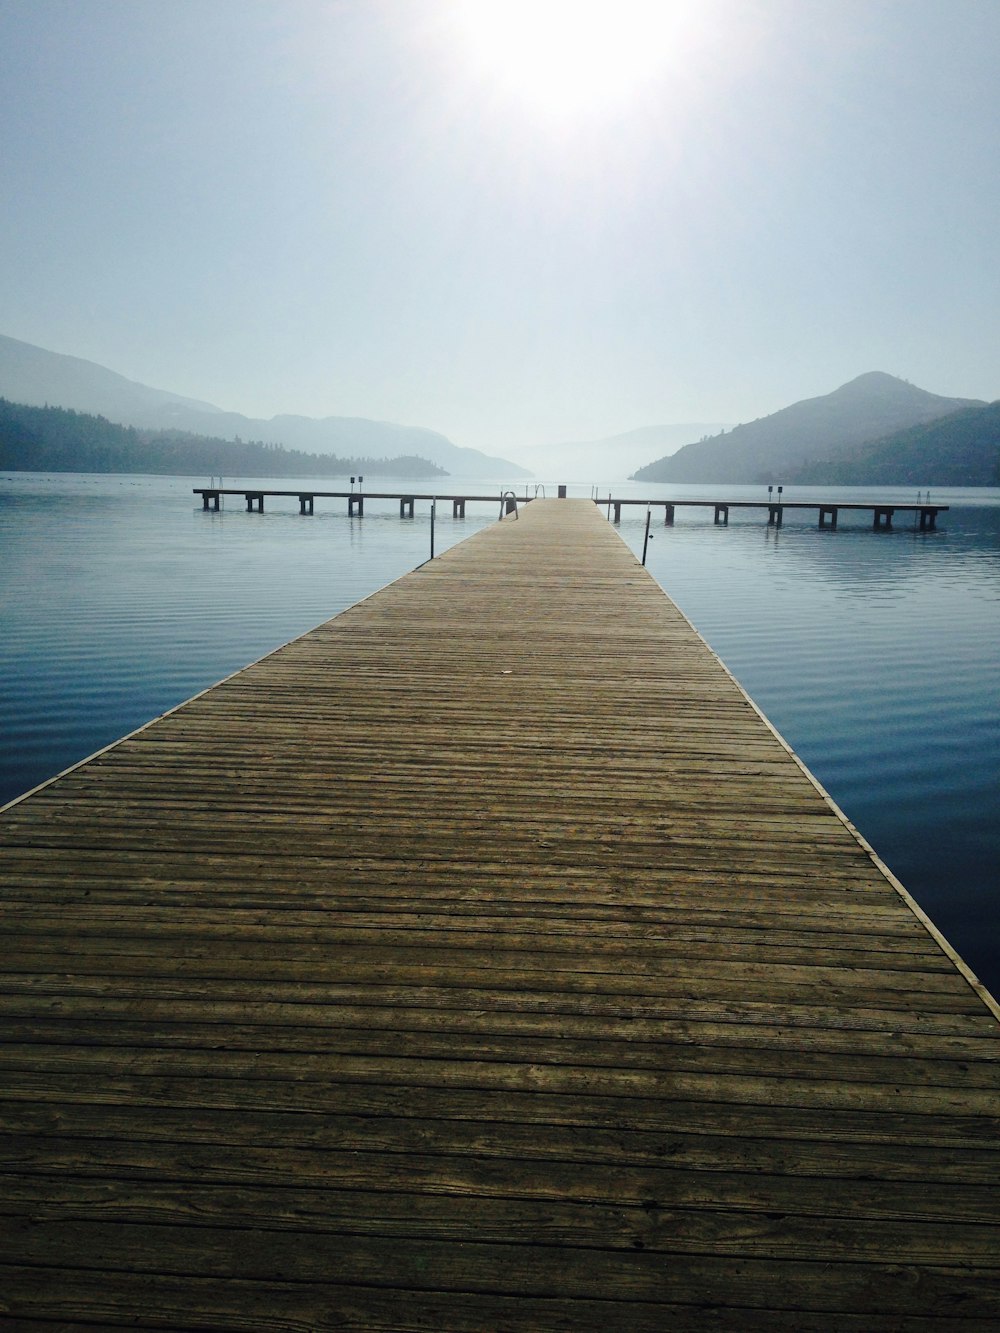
[1,498,997,1329]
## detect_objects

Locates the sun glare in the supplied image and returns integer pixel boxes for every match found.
[452,0,691,119]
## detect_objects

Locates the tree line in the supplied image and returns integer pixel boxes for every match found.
[788,401,1000,486]
[0,399,446,478]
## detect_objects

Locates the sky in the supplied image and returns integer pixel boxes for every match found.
[1,0,998,455]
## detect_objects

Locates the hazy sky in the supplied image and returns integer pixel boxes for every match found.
[1,0,998,453]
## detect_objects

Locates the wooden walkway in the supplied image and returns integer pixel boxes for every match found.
[192,488,948,531]
[603,497,947,529]
[1,498,997,1330]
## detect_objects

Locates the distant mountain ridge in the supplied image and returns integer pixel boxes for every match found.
[0,398,447,479]
[632,373,985,483]
[0,334,528,480]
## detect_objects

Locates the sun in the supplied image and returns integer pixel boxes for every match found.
[451,0,691,120]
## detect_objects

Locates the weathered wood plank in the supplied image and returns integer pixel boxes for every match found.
[4,1099,998,1180]
[3,1018,997,1092]
[2,1219,999,1318]
[2,1175,999,1264]
[4,1075,997,1150]
[4,994,994,1058]
[0,1266,992,1333]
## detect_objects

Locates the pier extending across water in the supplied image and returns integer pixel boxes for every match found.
[193,485,948,531]
[194,486,515,518]
[1,498,995,1328]
[602,496,947,529]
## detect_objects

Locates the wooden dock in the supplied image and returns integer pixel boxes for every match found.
[1,498,997,1330]
[192,487,948,530]
[193,486,527,517]
[602,497,948,529]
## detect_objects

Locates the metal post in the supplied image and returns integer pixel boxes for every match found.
[642,505,652,566]
[430,497,436,560]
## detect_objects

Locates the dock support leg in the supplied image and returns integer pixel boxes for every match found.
[664,504,675,525]
[768,505,783,528]
[453,498,466,518]
[919,507,938,530]
[714,504,729,525]
[613,502,621,524]
[246,493,263,512]
[203,492,220,511]
[298,495,314,515]
[349,495,364,517]
[874,507,893,530]
[819,506,838,529]
[400,496,414,518]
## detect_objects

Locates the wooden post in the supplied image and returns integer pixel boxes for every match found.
[663,504,675,525]
[613,502,621,524]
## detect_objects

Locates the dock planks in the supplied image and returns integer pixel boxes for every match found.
[1,498,998,1330]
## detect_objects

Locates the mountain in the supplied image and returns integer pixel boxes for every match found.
[631,373,985,484]
[788,400,1000,486]
[0,333,225,421]
[0,333,528,479]
[0,398,446,478]
[513,422,731,484]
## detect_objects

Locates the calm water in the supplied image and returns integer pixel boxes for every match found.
[2,473,998,997]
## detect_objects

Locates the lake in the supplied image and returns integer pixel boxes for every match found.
[2,471,998,998]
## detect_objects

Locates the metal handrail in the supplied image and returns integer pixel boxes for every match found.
[499,490,519,519]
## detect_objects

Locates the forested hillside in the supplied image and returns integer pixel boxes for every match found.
[789,401,1000,486]
[0,399,445,478]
